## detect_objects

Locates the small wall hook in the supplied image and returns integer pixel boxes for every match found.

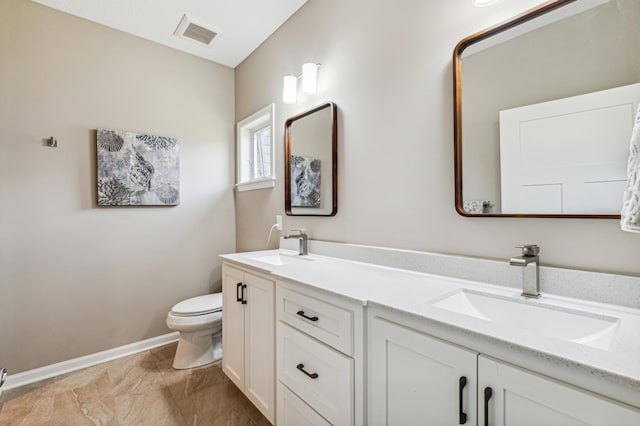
[46,137,58,148]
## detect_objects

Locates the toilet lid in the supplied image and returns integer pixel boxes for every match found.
[171,293,222,316]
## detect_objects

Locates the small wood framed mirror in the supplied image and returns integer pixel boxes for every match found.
[285,102,338,216]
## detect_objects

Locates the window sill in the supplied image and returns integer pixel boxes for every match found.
[236,178,276,192]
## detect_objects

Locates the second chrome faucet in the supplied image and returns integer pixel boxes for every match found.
[510,244,540,298]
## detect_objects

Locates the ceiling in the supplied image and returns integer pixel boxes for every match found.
[31,0,308,68]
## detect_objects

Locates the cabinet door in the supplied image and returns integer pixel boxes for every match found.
[221,264,245,391]
[368,316,477,426]
[479,356,640,426]
[244,271,275,423]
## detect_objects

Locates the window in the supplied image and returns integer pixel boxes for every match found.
[252,125,271,179]
[236,104,275,191]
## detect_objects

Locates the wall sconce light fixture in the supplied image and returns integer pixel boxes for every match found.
[472,0,500,6]
[282,62,320,104]
[283,74,298,104]
[301,62,318,94]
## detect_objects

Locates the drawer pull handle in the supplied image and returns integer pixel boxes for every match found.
[296,310,319,322]
[459,376,467,424]
[484,387,493,426]
[296,363,319,379]
[241,284,247,305]
[236,282,243,302]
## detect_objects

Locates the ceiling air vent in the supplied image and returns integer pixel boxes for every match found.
[174,14,220,46]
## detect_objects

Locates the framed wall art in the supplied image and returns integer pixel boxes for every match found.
[96,128,180,206]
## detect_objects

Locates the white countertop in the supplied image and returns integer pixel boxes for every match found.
[221,248,640,407]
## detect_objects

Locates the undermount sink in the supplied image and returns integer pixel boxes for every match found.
[430,289,620,350]
[247,252,316,266]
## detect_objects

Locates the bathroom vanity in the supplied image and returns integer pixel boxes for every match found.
[221,241,640,425]
[368,305,638,425]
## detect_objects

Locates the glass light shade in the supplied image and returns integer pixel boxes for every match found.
[472,0,499,6]
[282,75,297,104]
[302,62,318,94]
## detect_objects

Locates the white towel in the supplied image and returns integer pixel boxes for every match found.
[620,102,640,232]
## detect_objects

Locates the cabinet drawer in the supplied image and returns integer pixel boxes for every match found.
[278,323,353,426]
[277,382,332,426]
[278,285,354,355]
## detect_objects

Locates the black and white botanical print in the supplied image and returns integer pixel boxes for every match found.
[291,155,321,207]
[97,129,180,206]
[97,178,135,205]
[135,133,178,150]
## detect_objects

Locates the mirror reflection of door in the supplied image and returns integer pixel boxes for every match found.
[500,83,640,214]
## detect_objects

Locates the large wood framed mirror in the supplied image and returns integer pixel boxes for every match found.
[454,0,640,218]
[285,102,338,216]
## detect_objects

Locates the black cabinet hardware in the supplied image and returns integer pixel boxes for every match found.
[459,376,467,424]
[484,387,493,426]
[296,363,319,379]
[296,310,319,322]
[241,284,247,305]
[236,282,243,302]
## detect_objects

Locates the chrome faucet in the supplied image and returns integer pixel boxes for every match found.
[284,229,308,255]
[509,245,541,298]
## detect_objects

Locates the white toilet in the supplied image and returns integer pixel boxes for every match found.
[166,292,223,369]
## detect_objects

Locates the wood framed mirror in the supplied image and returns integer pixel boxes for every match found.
[453,0,640,218]
[285,102,338,216]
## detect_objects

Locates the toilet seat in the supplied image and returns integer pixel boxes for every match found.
[170,293,222,317]
[166,310,222,331]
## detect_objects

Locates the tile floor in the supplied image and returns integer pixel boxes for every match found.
[0,343,271,425]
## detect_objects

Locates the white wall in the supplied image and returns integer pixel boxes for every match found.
[234,0,640,276]
[0,0,236,373]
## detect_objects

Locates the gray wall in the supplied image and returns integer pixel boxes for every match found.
[0,0,236,373]
[235,0,640,275]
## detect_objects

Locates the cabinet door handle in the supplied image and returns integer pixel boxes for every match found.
[296,363,319,379]
[236,282,243,302]
[484,387,493,426]
[458,376,467,424]
[296,310,319,322]
[241,284,247,305]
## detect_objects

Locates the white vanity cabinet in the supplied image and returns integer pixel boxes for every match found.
[275,280,365,426]
[368,316,478,425]
[478,356,640,426]
[368,311,640,426]
[221,263,275,424]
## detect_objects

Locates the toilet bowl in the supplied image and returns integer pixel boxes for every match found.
[166,293,222,369]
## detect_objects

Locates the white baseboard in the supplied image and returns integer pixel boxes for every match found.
[3,332,179,391]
